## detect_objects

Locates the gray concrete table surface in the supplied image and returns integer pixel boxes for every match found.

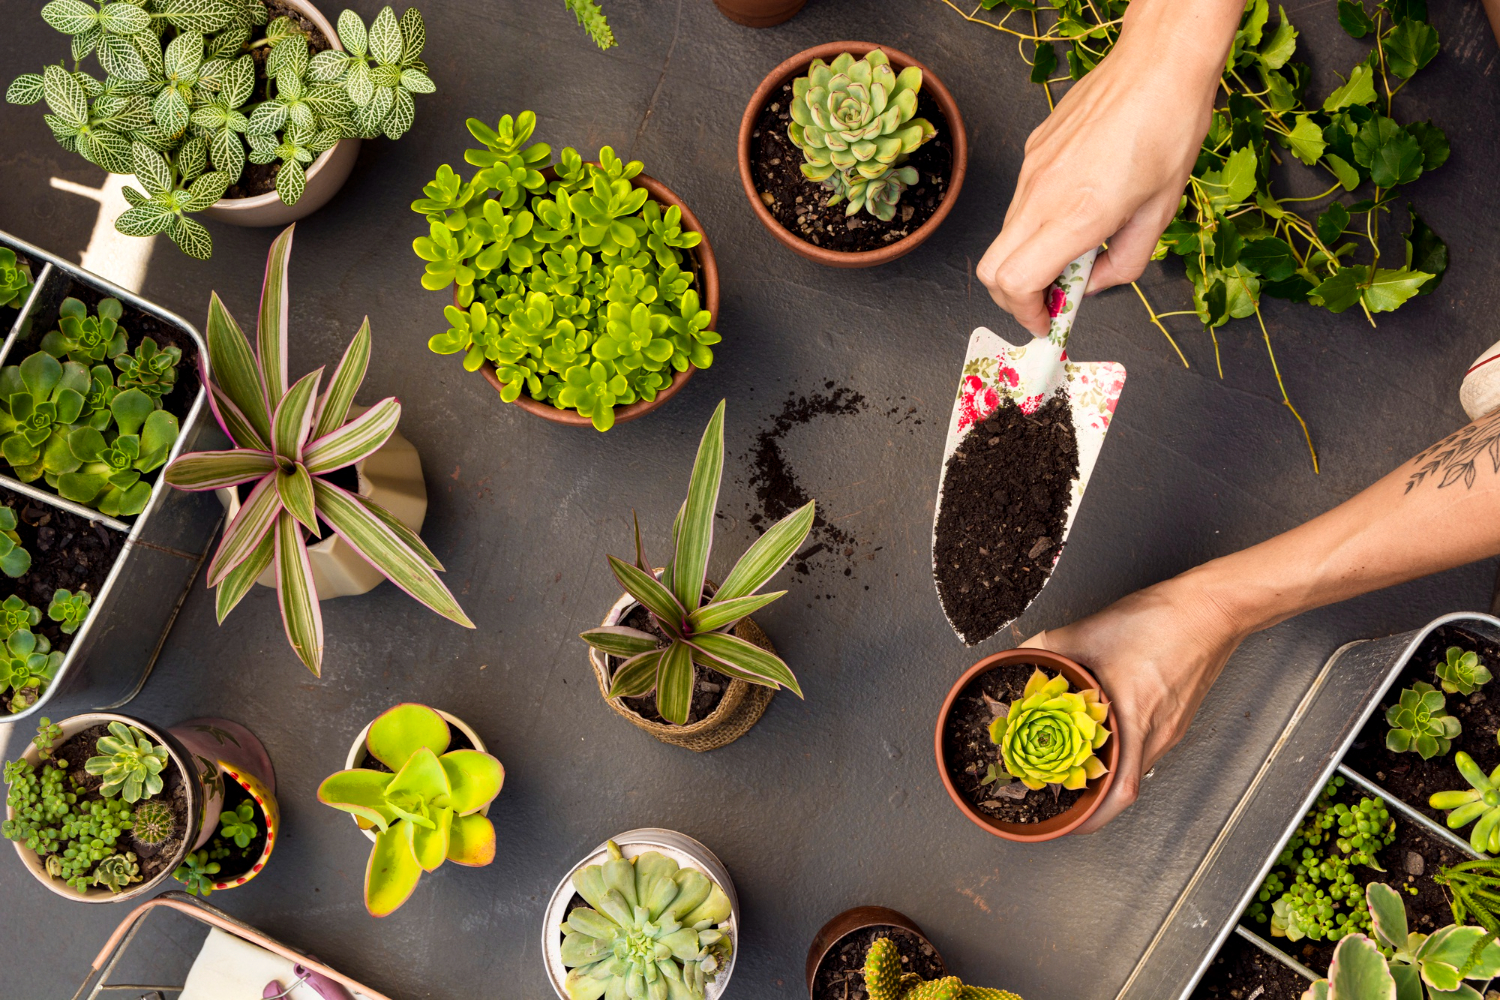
[2,1,1499,997]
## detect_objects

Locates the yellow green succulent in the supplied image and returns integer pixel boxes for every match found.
[987,668,1109,791]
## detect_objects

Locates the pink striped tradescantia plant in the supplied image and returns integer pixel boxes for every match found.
[164,225,472,675]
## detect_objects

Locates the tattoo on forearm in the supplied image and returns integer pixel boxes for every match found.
[1406,410,1500,492]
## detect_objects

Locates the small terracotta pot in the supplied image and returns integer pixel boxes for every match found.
[714,0,807,27]
[737,42,968,268]
[470,168,718,429]
[342,707,489,843]
[196,0,360,228]
[935,648,1119,842]
[805,906,946,999]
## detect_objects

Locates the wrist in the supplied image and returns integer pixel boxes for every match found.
[1118,0,1242,85]
[1168,551,1305,641]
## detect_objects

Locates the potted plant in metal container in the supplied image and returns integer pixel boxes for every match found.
[579,401,813,751]
[738,43,968,267]
[411,111,720,431]
[164,224,472,675]
[542,829,738,1000]
[1,249,35,321]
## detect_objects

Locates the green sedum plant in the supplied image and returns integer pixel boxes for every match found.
[1431,752,1500,854]
[114,337,182,402]
[132,798,174,846]
[411,111,720,431]
[0,249,34,311]
[218,799,256,848]
[7,0,434,259]
[560,840,733,1000]
[48,589,91,635]
[1,596,43,637]
[164,225,471,675]
[1437,646,1491,697]
[317,703,503,916]
[0,508,32,579]
[173,848,220,895]
[84,720,167,802]
[579,401,812,725]
[788,50,936,221]
[864,937,1021,1000]
[1386,681,1460,759]
[982,668,1109,792]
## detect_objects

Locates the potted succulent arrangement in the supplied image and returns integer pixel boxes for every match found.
[410,111,720,431]
[935,648,1117,842]
[317,703,503,916]
[542,829,738,1000]
[806,907,951,1000]
[163,224,471,675]
[579,401,813,750]
[738,43,968,267]
[6,0,437,254]
[167,717,280,895]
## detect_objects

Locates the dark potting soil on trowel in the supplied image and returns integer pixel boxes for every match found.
[933,395,1078,643]
[812,926,948,1000]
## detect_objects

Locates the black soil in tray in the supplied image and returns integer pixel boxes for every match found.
[942,660,1085,824]
[812,926,947,1000]
[749,81,953,253]
[211,777,268,881]
[358,719,476,772]
[1190,932,1313,1000]
[607,604,734,727]
[933,395,1079,645]
[1343,624,1500,827]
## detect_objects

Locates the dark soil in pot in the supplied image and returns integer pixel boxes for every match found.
[933,395,1079,645]
[608,604,735,726]
[206,777,267,881]
[812,926,945,1000]
[1343,625,1500,826]
[1189,933,1312,1000]
[358,719,475,772]
[942,660,1084,824]
[749,82,952,253]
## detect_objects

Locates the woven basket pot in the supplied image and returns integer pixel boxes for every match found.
[589,577,777,752]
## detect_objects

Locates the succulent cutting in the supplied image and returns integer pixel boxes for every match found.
[981,668,1109,792]
[217,799,257,848]
[559,840,733,1000]
[317,703,503,916]
[579,401,812,726]
[0,249,33,311]
[863,937,1020,1000]
[1386,681,1461,759]
[173,849,220,895]
[1436,646,1491,697]
[84,721,167,802]
[164,225,471,675]
[1430,752,1500,854]
[47,590,92,635]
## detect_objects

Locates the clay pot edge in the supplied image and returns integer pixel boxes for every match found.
[804,905,948,999]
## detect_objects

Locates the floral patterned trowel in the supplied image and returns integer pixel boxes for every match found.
[932,248,1127,644]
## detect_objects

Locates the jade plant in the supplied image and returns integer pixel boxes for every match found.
[48,589,91,635]
[981,668,1110,793]
[579,401,812,726]
[411,111,720,430]
[0,249,33,311]
[560,840,733,1000]
[1386,681,1461,759]
[864,937,1020,1000]
[218,799,257,848]
[0,508,31,579]
[787,50,936,221]
[163,225,471,675]
[317,703,503,916]
[1430,752,1500,854]
[1437,646,1491,697]
[6,0,434,259]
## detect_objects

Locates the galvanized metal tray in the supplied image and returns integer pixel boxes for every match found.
[0,229,222,724]
[1114,611,1500,1000]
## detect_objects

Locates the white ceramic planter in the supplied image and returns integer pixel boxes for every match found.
[342,707,487,844]
[541,829,741,1000]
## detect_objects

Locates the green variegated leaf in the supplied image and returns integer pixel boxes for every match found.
[687,591,785,633]
[71,25,101,61]
[267,34,308,78]
[156,0,238,33]
[130,122,179,152]
[99,1,150,32]
[672,399,723,612]
[368,6,402,64]
[205,291,273,443]
[356,85,393,133]
[195,56,227,90]
[6,74,45,105]
[258,224,293,397]
[134,29,165,77]
[607,556,686,634]
[130,141,172,194]
[273,512,323,674]
[344,60,373,106]
[655,640,695,725]
[716,500,815,601]
[168,214,213,260]
[209,21,250,58]
[208,473,281,584]
[121,183,149,207]
[312,317,370,438]
[384,87,414,140]
[209,127,245,181]
[305,83,353,114]
[223,53,254,106]
[354,493,442,571]
[164,449,274,489]
[151,86,190,135]
[276,157,305,205]
[399,68,434,94]
[690,630,802,695]
[271,366,322,459]
[277,463,319,536]
[214,527,271,623]
[308,49,349,82]
[164,30,204,78]
[43,112,80,141]
[206,378,267,451]
[178,135,207,183]
[180,171,228,210]
[303,397,399,473]
[97,32,149,80]
[246,131,277,162]
[581,625,660,658]
[398,6,425,63]
[42,0,100,35]
[336,8,367,56]
[607,649,661,698]
[86,129,132,173]
[42,65,87,127]
[246,101,287,135]
[114,204,174,237]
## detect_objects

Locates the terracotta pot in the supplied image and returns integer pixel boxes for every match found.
[934,648,1119,842]
[737,41,968,268]
[714,0,807,27]
[805,906,946,999]
[470,168,719,429]
[216,403,427,600]
[342,706,488,843]
[196,0,360,228]
[169,717,279,891]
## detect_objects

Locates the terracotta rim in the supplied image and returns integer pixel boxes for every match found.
[713,0,807,27]
[737,41,969,268]
[934,648,1120,842]
[470,168,719,428]
[804,906,946,999]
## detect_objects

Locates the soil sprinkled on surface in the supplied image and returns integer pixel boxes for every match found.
[933,395,1078,644]
[812,926,946,1000]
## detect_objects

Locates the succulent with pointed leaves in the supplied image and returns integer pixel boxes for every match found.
[0,509,30,580]
[1386,681,1461,759]
[132,799,175,846]
[41,297,127,365]
[92,851,141,892]
[580,401,811,725]
[0,630,63,714]
[1437,646,1491,697]
[174,849,220,896]
[560,840,733,1000]
[218,799,257,848]
[1431,752,1500,854]
[84,721,167,802]
[48,589,91,636]
[0,249,33,311]
[164,225,471,675]
[564,0,614,49]
[863,938,1021,1000]
[984,668,1110,792]
[114,337,182,402]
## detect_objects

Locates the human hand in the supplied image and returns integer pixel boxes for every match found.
[976,0,1241,335]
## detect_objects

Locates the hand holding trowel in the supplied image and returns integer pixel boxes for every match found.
[932,248,1127,645]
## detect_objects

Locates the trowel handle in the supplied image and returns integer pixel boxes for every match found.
[1044,248,1100,350]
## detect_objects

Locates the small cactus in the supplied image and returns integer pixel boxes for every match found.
[132,800,174,846]
[863,938,1023,1000]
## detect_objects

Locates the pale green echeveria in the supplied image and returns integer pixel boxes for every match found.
[1385,681,1461,759]
[1436,646,1491,697]
[789,50,932,182]
[317,703,503,916]
[83,721,168,802]
[561,840,733,1000]
[828,164,920,222]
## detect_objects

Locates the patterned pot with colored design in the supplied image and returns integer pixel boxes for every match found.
[168,718,278,891]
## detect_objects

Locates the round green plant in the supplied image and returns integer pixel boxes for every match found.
[985,667,1110,791]
[132,799,175,846]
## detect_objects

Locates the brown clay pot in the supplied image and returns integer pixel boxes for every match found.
[934,648,1119,842]
[737,41,968,268]
[714,0,807,27]
[468,168,719,428]
[804,906,947,999]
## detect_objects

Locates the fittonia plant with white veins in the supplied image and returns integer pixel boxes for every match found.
[164,225,471,674]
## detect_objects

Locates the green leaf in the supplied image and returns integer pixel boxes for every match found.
[654,640,695,726]
[689,630,803,696]
[1325,153,1360,191]
[155,0,238,32]
[1323,60,1377,111]
[164,448,274,489]
[258,225,294,399]
[273,512,322,674]
[303,396,399,474]
[6,74,45,105]
[1317,203,1350,245]
[271,366,322,460]
[1337,0,1375,37]
[1312,265,1368,313]
[1408,120,1449,170]
[1282,114,1326,165]
[1205,146,1258,213]
[1259,8,1297,69]
[114,204,173,238]
[1384,18,1439,78]
[311,318,371,439]
[671,400,724,614]
[207,474,282,585]
[353,493,442,571]
[1327,933,1397,1000]
[398,6,426,63]
[207,379,268,452]
[580,625,659,658]
[439,750,502,815]
[368,6,403,65]
[1365,883,1409,948]
[181,171,230,212]
[1030,42,1056,84]
[336,8,367,56]
[368,703,449,770]
[168,215,213,260]
[275,157,306,206]
[1353,117,1424,187]
[42,0,99,35]
[607,649,661,698]
[214,528,272,623]
[1239,237,1297,281]
[42,65,86,128]
[1362,267,1433,312]
[1407,209,1447,294]
[365,824,421,917]
[717,501,816,601]
[686,591,785,634]
[97,33,148,80]
[316,768,397,830]
[277,463,319,536]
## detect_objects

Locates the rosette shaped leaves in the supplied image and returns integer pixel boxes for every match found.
[0,248,33,311]
[1436,646,1491,697]
[789,50,934,184]
[84,721,167,803]
[560,840,733,1000]
[1385,681,1461,759]
[0,508,31,580]
[988,668,1110,791]
[864,937,1022,1000]
[317,703,504,917]
[1431,751,1500,855]
[41,296,126,364]
[0,351,89,481]
[0,628,62,714]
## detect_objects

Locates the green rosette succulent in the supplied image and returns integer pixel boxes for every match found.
[987,668,1110,791]
[0,508,31,579]
[864,937,1022,1000]
[1386,681,1461,759]
[84,721,168,803]
[114,337,182,402]
[41,297,127,365]
[560,840,733,1000]
[92,851,141,892]
[47,589,91,635]
[1436,646,1491,696]
[0,249,33,311]
[0,629,62,714]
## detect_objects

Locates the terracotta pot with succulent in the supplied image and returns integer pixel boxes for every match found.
[580,401,813,751]
[163,224,472,675]
[6,0,439,252]
[316,703,504,917]
[738,43,967,267]
[542,829,739,1000]
[806,907,948,1000]
[936,648,1118,842]
[412,111,720,431]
